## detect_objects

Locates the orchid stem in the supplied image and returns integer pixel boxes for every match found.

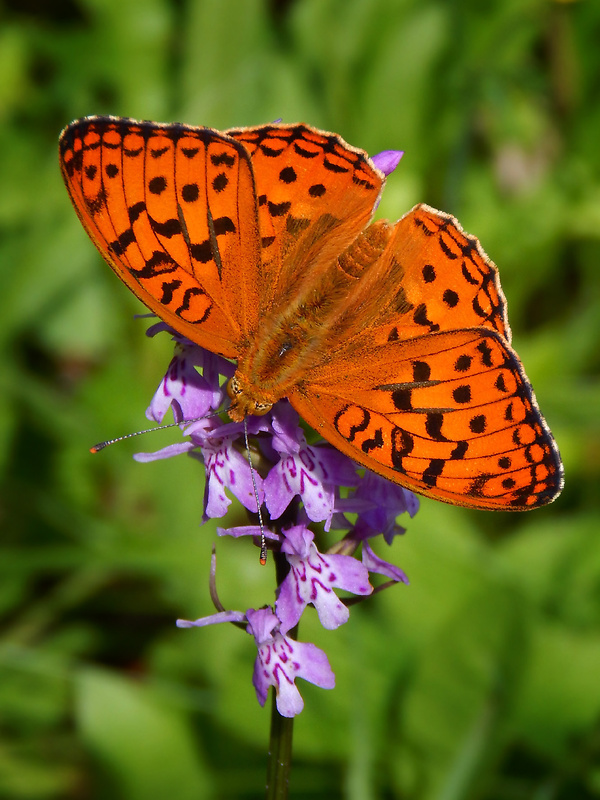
[265,690,294,800]
[265,551,295,799]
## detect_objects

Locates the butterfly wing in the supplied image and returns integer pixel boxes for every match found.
[289,206,562,509]
[388,204,511,340]
[291,328,562,509]
[227,124,384,316]
[59,116,262,357]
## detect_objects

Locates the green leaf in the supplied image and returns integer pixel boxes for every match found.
[76,669,214,800]
[392,582,529,800]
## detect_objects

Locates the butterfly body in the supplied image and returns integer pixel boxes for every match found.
[229,218,397,417]
[59,116,563,510]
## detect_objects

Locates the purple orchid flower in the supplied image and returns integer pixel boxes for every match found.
[276,524,372,633]
[264,407,359,529]
[248,607,335,717]
[176,605,335,718]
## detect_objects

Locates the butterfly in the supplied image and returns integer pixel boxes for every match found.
[59,116,563,510]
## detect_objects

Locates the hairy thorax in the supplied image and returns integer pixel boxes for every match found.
[226,220,395,421]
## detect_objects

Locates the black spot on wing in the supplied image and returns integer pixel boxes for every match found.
[469,415,487,434]
[451,441,468,459]
[213,216,236,235]
[391,427,414,467]
[495,373,508,392]
[159,279,181,304]
[131,251,178,278]
[268,200,291,217]
[182,183,199,202]
[422,264,436,282]
[454,354,472,372]
[413,303,440,331]
[210,152,236,167]
[452,385,471,404]
[476,339,494,367]
[149,215,181,238]
[468,474,492,498]
[423,459,444,487]
[86,188,107,215]
[412,361,431,382]
[108,227,135,256]
[425,413,447,441]
[212,173,228,193]
[128,202,146,223]
[279,166,297,183]
[362,428,384,454]
[148,176,167,195]
[392,388,412,411]
[190,240,213,263]
[443,289,459,307]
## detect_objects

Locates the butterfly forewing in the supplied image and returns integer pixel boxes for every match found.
[59,117,262,356]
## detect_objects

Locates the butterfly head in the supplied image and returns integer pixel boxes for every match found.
[226,374,273,422]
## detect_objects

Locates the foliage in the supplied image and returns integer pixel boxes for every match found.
[1,0,599,798]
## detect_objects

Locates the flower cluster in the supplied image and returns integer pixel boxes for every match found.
[132,147,418,717]
[134,325,417,716]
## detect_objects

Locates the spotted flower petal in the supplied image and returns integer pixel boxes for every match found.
[147,344,229,424]
[276,525,372,633]
[190,420,264,518]
[350,472,419,545]
[264,442,358,529]
[247,607,335,718]
[134,441,196,462]
[362,542,409,584]
[176,610,246,628]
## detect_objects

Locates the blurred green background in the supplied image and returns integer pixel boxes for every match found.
[1,0,599,798]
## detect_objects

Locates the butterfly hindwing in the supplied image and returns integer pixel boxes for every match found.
[291,327,562,510]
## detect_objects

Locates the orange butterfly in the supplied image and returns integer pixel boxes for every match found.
[59,116,563,510]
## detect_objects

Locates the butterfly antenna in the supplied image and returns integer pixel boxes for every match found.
[89,411,222,453]
[243,418,267,565]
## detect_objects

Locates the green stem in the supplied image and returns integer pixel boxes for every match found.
[265,550,295,799]
[265,690,294,800]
